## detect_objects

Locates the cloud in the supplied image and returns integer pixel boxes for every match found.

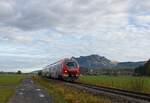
[135,15,150,26]
[0,0,129,31]
[0,0,150,72]
[0,0,14,19]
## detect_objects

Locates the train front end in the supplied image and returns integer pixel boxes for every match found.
[62,58,80,81]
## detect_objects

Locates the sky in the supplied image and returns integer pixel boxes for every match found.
[0,0,150,72]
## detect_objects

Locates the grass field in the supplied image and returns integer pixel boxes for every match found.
[77,75,150,93]
[0,74,24,86]
[0,74,24,103]
[34,77,112,103]
[0,87,14,103]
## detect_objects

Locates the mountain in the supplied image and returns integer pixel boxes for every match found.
[73,54,146,69]
[73,54,114,69]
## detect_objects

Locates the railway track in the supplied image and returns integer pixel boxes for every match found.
[64,81,150,103]
[43,77,150,103]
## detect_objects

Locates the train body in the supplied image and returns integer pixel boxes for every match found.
[42,58,80,81]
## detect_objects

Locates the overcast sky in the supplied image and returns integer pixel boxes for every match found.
[0,0,150,72]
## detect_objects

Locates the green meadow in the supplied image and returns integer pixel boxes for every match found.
[0,74,24,86]
[0,74,24,103]
[78,75,150,93]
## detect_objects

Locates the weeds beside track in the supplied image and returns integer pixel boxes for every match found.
[36,76,150,103]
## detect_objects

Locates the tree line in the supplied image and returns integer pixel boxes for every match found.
[135,59,150,76]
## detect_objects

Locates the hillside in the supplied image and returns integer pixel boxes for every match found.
[73,54,114,69]
[73,54,145,69]
[116,61,146,69]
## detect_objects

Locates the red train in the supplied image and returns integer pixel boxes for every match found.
[42,58,80,81]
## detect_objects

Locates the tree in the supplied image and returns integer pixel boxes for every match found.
[17,70,22,74]
[135,66,144,76]
[144,59,150,76]
[135,59,150,76]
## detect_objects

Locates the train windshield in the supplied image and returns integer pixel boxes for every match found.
[66,62,77,68]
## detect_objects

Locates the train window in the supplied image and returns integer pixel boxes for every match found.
[66,62,77,68]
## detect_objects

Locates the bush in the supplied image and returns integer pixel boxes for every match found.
[16,70,22,74]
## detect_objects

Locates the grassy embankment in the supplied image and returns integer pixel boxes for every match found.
[34,76,112,103]
[0,74,24,103]
[77,75,150,93]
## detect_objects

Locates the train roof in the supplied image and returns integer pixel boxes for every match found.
[43,58,78,69]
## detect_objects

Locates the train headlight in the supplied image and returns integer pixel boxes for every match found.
[64,70,68,73]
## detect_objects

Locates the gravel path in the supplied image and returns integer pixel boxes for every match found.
[8,77,53,103]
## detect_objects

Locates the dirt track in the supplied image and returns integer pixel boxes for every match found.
[9,77,53,103]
